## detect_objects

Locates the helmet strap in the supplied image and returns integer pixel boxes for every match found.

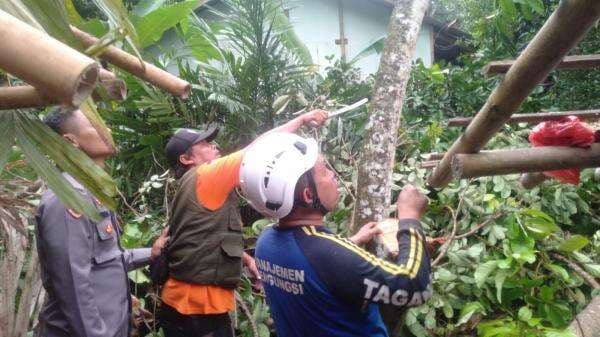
[304,170,329,215]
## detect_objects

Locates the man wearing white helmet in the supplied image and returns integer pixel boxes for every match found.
[240,133,432,337]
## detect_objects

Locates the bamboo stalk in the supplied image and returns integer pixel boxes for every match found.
[0,86,56,109]
[485,54,600,75]
[519,172,549,189]
[0,10,99,106]
[0,80,126,110]
[92,79,127,101]
[428,0,600,187]
[71,26,191,99]
[451,144,600,179]
[448,109,600,127]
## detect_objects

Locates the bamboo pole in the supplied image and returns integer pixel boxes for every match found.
[92,79,127,101]
[0,10,99,106]
[519,172,548,189]
[448,109,600,127]
[71,27,191,99]
[0,81,126,110]
[0,86,56,109]
[451,144,600,179]
[428,0,600,188]
[485,54,600,76]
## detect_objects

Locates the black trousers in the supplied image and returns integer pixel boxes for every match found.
[160,303,234,337]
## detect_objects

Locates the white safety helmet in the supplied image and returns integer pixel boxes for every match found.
[240,133,319,219]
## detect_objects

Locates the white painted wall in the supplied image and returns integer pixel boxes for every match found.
[288,0,434,75]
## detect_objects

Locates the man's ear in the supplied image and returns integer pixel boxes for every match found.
[62,133,80,148]
[179,153,195,166]
[302,186,314,204]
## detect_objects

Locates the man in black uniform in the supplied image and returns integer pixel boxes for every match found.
[35,106,168,337]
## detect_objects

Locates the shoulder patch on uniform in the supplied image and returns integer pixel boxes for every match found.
[67,208,82,219]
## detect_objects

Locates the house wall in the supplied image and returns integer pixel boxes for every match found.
[288,0,434,75]
[150,0,434,76]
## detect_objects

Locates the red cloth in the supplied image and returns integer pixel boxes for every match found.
[528,116,595,185]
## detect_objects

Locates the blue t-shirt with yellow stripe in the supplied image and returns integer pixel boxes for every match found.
[255,221,431,337]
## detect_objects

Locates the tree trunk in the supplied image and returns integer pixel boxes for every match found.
[351,0,429,233]
[350,1,429,334]
[570,296,600,337]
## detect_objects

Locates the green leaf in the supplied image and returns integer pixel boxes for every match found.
[92,0,143,58]
[495,270,509,303]
[436,267,457,282]
[14,111,116,210]
[518,306,532,322]
[14,114,100,220]
[557,235,589,253]
[475,260,498,287]
[272,7,314,66]
[525,0,545,14]
[499,0,518,19]
[257,323,270,337]
[132,0,168,17]
[544,329,577,337]
[349,36,385,65]
[457,302,485,326]
[521,208,560,237]
[134,0,198,48]
[582,264,600,278]
[128,269,150,283]
[0,111,15,174]
[546,264,569,281]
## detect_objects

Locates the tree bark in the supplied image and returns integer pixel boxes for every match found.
[350,0,429,334]
[352,0,429,234]
[570,296,600,337]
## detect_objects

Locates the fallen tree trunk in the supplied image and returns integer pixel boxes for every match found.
[71,26,191,99]
[569,296,600,337]
[451,144,600,179]
[485,54,600,75]
[0,10,98,106]
[448,109,600,127]
[428,0,600,188]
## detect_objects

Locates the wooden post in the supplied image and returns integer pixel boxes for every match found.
[71,27,191,99]
[448,109,600,127]
[485,54,600,75]
[451,144,600,179]
[0,10,98,106]
[428,0,600,188]
[519,172,548,189]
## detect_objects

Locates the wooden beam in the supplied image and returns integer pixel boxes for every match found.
[448,109,600,127]
[485,54,600,76]
[71,26,191,99]
[428,0,600,188]
[0,10,98,106]
[451,144,600,179]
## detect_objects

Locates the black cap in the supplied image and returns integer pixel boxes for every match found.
[165,125,219,169]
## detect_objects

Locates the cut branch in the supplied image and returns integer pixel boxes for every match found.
[448,109,600,127]
[428,0,600,187]
[71,27,191,99]
[519,172,549,189]
[0,86,56,109]
[485,54,600,76]
[0,10,98,106]
[452,144,600,179]
[552,253,599,290]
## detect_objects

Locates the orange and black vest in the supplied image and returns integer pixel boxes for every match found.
[167,167,244,287]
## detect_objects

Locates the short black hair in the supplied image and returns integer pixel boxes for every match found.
[173,147,194,179]
[43,105,77,135]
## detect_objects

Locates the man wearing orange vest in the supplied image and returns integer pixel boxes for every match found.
[160,110,328,337]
